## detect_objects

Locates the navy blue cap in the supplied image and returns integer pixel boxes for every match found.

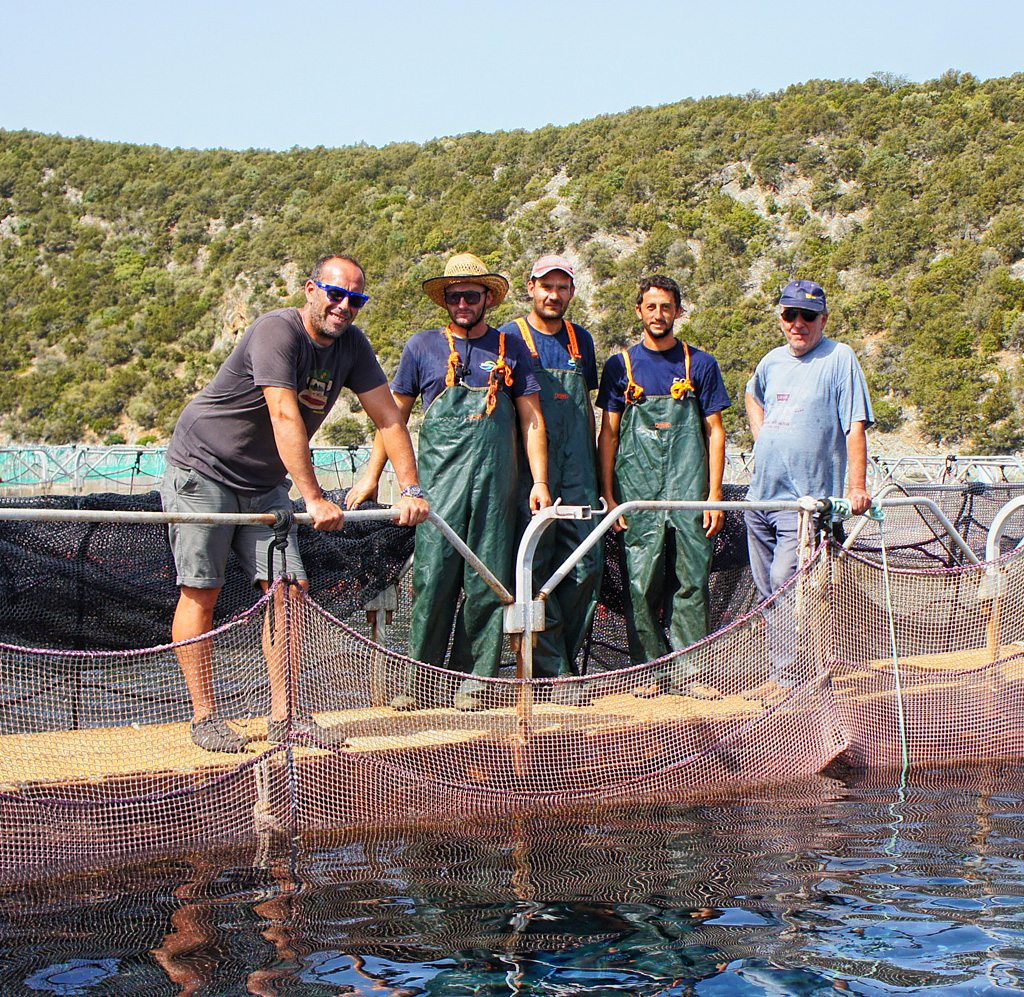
[778,280,827,313]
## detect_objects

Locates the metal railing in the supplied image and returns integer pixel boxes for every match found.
[1,490,1019,736]
[0,489,999,623]
[512,494,995,684]
[1,445,1021,495]
[838,490,983,566]
[868,453,1024,486]
[0,445,399,499]
[985,496,1024,565]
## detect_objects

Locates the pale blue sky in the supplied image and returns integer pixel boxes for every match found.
[2,0,1021,151]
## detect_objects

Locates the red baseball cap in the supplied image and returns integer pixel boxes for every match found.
[530,254,575,280]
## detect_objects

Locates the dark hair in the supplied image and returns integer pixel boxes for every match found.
[310,254,365,283]
[636,274,681,307]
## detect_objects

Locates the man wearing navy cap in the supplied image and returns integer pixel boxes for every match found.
[744,279,873,606]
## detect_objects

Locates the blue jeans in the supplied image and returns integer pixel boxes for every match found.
[744,509,804,683]
[744,509,801,604]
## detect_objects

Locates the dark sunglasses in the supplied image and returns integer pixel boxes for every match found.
[444,289,484,306]
[781,308,821,323]
[314,281,369,308]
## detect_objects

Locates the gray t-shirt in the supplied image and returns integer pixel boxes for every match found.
[746,337,873,502]
[167,308,387,493]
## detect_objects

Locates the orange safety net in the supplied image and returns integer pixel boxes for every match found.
[2,524,1023,884]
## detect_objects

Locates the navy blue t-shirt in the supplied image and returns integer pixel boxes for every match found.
[498,318,599,391]
[391,326,540,412]
[597,340,731,416]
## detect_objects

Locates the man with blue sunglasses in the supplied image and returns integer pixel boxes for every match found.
[162,253,428,753]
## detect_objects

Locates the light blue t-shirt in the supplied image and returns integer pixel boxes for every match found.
[746,337,873,502]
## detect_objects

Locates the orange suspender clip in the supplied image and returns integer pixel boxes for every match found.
[621,349,644,404]
[622,342,694,404]
[485,331,513,415]
[443,325,461,387]
[445,326,511,416]
[670,342,695,399]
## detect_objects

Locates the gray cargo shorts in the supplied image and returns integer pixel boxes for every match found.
[160,464,307,589]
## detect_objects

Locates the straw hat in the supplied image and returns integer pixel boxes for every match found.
[422,253,509,307]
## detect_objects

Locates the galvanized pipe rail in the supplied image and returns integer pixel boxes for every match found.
[0,490,1009,756]
[0,491,999,695]
[513,497,822,687]
[869,453,1024,485]
[0,506,512,606]
[985,496,1024,565]
[837,496,981,566]
[514,494,985,686]
[839,489,983,566]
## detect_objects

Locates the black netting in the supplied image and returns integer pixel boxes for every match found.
[0,489,414,650]
[848,483,1024,567]
[1,481,1018,656]
[0,486,754,656]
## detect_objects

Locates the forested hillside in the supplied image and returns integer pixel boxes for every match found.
[1,69,1023,450]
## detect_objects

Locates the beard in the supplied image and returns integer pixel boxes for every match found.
[309,298,352,339]
[449,302,486,331]
[535,299,568,320]
[644,323,673,339]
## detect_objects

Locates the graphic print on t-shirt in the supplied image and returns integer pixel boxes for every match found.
[298,369,332,411]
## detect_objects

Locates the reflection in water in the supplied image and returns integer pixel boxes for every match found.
[3,767,1024,995]
[150,850,308,996]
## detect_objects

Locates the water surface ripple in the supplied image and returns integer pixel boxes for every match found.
[3,766,1024,995]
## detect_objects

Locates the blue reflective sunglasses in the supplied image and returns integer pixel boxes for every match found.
[314,281,369,308]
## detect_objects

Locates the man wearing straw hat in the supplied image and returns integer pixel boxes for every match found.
[347,253,550,710]
[163,253,428,753]
[498,254,602,683]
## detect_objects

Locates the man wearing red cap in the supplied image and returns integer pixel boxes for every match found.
[499,254,602,682]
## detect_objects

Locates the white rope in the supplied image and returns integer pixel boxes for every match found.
[868,505,911,783]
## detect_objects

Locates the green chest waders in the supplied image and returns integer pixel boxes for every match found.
[407,335,518,689]
[615,346,712,664]
[513,319,602,677]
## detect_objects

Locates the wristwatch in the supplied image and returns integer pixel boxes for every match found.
[401,485,425,499]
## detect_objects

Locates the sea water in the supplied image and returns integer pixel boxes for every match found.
[2,765,1024,996]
